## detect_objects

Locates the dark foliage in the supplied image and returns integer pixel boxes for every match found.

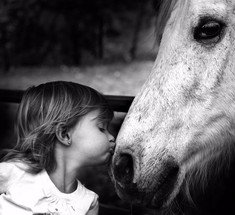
[0,0,156,69]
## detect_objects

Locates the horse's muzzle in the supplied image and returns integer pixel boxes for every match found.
[113,153,134,185]
[112,152,180,208]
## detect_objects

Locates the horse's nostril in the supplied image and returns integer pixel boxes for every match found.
[113,154,134,184]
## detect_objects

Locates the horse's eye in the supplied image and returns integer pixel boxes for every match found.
[194,20,225,45]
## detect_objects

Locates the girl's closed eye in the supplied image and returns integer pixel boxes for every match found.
[98,124,107,132]
[98,127,106,132]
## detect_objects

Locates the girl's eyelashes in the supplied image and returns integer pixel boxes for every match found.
[97,123,107,132]
[98,127,106,132]
[97,121,110,133]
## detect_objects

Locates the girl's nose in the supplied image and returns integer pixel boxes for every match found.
[109,133,116,155]
[109,134,115,142]
[109,133,115,144]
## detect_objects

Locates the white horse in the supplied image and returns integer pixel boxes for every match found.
[110,0,235,214]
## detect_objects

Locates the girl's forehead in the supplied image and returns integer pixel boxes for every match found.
[94,109,113,123]
[86,109,107,122]
[75,110,100,126]
[85,109,100,120]
[79,108,112,125]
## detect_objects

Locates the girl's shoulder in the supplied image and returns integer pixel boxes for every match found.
[74,180,99,205]
[0,161,29,193]
[0,160,28,174]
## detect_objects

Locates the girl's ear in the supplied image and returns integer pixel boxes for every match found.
[56,123,72,146]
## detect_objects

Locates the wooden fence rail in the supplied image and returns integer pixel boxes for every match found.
[0,89,134,112]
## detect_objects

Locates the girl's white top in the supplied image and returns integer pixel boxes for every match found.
[0,161,99,215]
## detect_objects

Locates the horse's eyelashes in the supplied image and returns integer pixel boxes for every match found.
[193,19,225,46]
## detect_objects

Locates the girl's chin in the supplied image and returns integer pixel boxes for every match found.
[101,153,112,165]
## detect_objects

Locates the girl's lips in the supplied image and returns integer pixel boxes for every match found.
[109,147,115,155]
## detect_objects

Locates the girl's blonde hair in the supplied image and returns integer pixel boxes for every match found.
[1,81,113,174]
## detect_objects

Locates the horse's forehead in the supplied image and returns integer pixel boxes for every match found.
[187,0,234,17]
[193,0,227,9]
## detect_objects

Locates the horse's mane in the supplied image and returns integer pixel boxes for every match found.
[155,0,186,45]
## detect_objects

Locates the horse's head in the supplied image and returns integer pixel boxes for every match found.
[111,0,235,210]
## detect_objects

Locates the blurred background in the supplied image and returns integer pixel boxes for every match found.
[0,0,160,214]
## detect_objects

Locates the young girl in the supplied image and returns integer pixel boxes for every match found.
[0,81,115,215]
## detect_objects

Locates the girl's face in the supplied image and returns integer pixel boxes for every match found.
[67,109,115,167]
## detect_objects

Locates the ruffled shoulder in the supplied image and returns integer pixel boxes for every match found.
[89,192,99,210]
[73,180,99,212]
[0,161,27,193]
